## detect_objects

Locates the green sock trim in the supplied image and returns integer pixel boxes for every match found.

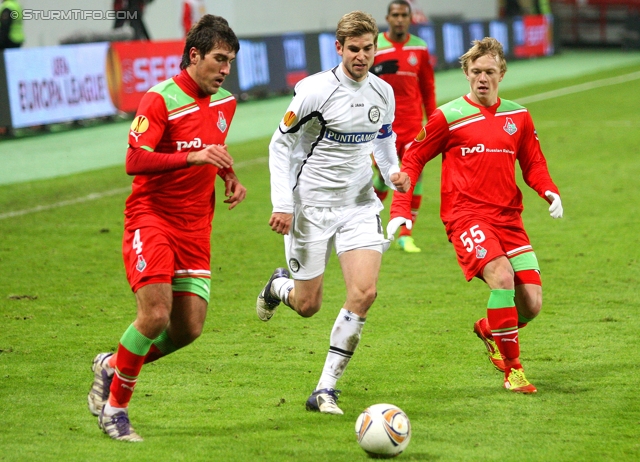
[153,330,179,355]
[413,179,423,195]
[518,314,535,324]
[120,324,154,356]
[172,277,211,303]
[487,289,516,309]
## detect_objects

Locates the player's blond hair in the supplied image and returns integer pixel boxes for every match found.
[459,37,507,74]
[336,11,379,46]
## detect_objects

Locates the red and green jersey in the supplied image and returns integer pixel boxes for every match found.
[391,95,559,229]
[374,32,436,143]
[124,69,236,232]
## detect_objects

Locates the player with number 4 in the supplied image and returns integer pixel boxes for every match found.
[388,38,563,394]
[87,15,246,441]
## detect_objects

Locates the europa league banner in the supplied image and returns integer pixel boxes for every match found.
[106,40,185,113]
[3,43,117,128]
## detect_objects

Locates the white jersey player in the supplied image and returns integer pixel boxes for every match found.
[270,63,402,210]
[256,11,410,416]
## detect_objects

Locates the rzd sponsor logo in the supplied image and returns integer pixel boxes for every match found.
[461,144,485,157]
[176,138,210,151]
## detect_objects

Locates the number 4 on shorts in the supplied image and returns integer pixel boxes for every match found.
[133,229,143,255]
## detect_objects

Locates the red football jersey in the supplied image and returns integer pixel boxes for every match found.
[391,95,559,230]
[124,69,237,232]
[374,32,436,147]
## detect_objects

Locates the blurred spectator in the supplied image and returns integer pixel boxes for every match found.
[504,0,523,17]
[406,0,428,23]
[113,0,127,29]
[533,0,551,15]
[0,0,24,49]
[182,0,206,37]
[113,0,153,40]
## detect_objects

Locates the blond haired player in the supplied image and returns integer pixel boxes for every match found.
[257,11,410,414]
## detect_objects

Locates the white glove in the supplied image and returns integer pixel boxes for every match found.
[386,217,412,240]
[545,190,563,219]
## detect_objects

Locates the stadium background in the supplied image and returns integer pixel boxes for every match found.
[1,1,640,461]
[22,0,498,47]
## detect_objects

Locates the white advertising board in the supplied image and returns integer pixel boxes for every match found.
[4,42,116,128]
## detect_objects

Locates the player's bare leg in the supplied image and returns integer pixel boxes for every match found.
[307,249,381,414]
[167,295,208,347]
[99,283,172,442]
[515,283,542,327]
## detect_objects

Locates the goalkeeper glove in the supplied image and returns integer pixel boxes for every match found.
[386,216,412,240]
[545,190,563,219]
[370,59,399,76]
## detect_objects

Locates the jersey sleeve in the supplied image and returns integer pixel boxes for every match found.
[419,49,436,119]
[372,93,401,189]
[125,147,189,175]
[128,91,167,150]
[125,91,189,175]
[268,83,319,213]
[517,112,560,200]
[390,109,449,219]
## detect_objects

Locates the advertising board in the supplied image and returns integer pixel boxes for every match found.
[4,43,116,128]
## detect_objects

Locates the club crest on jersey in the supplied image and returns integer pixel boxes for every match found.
[415,127,427,142]
[475,245,487,259]
[368,106,381,123]
[408,52,418,66]
[217,111,227,132]
[130,115,149,142]
[289,258,300,273]
[283,111,297,127]
[503,117,517,135]
[136,255,147,272]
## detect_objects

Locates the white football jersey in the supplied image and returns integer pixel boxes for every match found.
[269,64,400,212]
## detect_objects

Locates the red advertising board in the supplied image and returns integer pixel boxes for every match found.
[106,40,184,113]
[514,15,554,58]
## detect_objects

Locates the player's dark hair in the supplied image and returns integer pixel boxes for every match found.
[336,11,379,46]
[459,37,507,74]
[180,14,240,70]
[387,0,412,15]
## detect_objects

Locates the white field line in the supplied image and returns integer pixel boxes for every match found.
[1,71,638,221]
[0,187,131,220]
[0,157,269,221]
[516,71,640,104]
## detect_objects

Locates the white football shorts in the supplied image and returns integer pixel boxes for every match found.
[284,200,389,280]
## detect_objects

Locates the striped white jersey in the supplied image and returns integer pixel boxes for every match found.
[269,64,401,212]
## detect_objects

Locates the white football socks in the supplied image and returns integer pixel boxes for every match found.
[271,277,294,307]
[316,308,366,391]
[103,403,127,417]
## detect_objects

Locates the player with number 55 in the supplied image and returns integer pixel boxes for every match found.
[388,38,563,394]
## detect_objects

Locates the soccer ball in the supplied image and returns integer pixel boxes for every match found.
[354,403,411,458]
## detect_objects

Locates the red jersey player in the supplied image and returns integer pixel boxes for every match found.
[87,15,246,441]
[371,0,436,253]
[389,37,563,394]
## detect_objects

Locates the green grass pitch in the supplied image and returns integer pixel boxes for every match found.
[1,63,639,461]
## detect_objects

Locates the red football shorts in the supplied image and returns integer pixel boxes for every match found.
[448,216,537,282]
[122,225,211,293]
